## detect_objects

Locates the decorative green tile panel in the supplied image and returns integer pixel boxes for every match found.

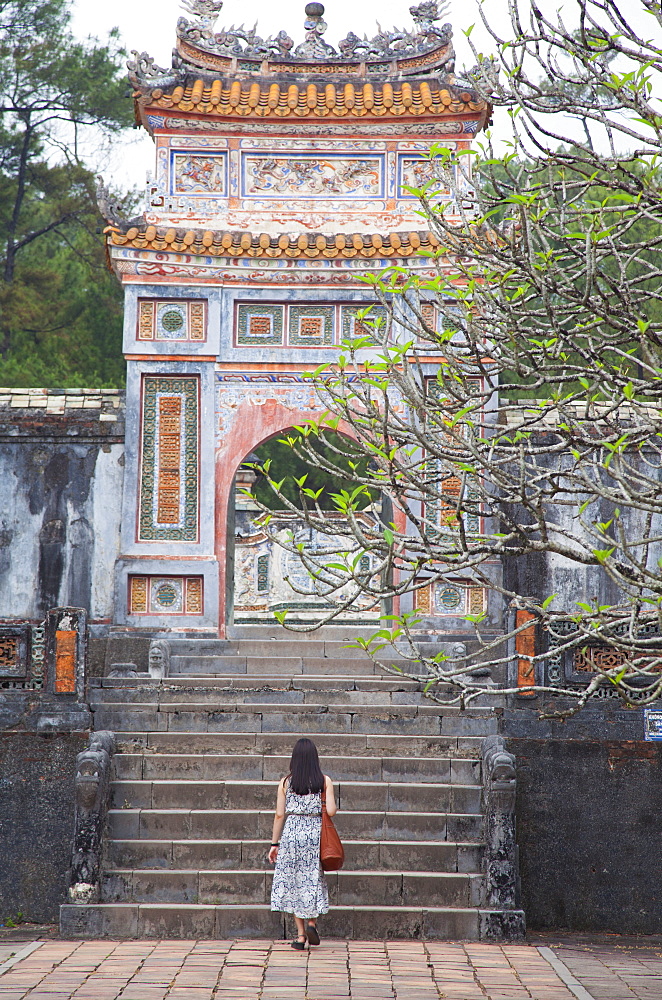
[289,305,334,346]
[139,375,199,542]
[236,304,284,345]
[341,304,387,341]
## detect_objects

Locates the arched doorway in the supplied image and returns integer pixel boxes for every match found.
[230,429,387,628]
[214,384,402,636]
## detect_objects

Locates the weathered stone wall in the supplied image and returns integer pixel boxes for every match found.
[0,391,125,624]
[0,731,87,923]
[503,707,662,934]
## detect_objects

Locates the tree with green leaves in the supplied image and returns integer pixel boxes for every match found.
[252,0,662,715]
[0,0,133,385]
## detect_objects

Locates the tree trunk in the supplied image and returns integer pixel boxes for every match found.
[4,115,33,284]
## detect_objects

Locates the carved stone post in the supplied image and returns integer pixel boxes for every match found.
[480,734,526,940]
[147,639,171,679]
[68,731,116,904]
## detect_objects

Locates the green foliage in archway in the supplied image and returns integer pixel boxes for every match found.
[251,430,376,511]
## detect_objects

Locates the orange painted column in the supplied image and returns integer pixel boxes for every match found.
[515,609,537,695]
[54,630,77,693]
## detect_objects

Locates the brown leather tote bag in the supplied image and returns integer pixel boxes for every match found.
[320,784,344,871]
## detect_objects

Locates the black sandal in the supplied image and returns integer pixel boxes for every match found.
[291,939,306,950]
[305,924,320,946]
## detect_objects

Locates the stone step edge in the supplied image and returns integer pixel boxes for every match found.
[113,734,486,756]
[110,778,479,788]
[113,731,486,740]
[106,838,484,847]
[94,705,488,718]
[95,696,496,716]
[59,902,524,941]
[112,751,480,762]
[94,676,423,686]
[102,867,484,878]
[108,808,482,818]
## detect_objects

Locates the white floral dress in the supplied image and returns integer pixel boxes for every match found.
[270,781,329,919]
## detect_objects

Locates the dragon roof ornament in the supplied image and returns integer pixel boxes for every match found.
[128,1,455,86]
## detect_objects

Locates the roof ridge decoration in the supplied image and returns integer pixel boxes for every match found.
[128,1,455,87]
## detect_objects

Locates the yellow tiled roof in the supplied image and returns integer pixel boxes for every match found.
[107,224,443,259]
[140,78,486,120]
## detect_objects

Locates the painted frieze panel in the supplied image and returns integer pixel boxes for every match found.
[289,305,334,347]
[129,575,204,614]
[151,115,468,137]
[398,154,451,198]
[171,150,227,196]
[242,154,383,198]
[239,138,387,152]
[138,299,207,342]
[139,375,199,542]
[114,249,443,286]
[216,375,322,436]
[236,304,284,346]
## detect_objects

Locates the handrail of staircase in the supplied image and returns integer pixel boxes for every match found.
[480,734,526,940]
[67,730,116,904]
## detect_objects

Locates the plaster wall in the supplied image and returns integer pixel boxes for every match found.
[0,401,124,623]
[502,462,662,615]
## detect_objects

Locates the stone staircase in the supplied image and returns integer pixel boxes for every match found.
[60,631,512,940]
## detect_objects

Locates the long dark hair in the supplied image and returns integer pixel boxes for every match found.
[287,738,325,795]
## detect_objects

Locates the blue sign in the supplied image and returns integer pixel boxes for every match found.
[644,709,662,740]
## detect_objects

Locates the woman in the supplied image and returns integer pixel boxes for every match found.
[268,737,337,949]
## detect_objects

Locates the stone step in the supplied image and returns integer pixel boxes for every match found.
[60,902,495,940]
[114,731,486,757]
[109,779,482,814]
[93,676,423,693]
[105,838,483,873]
[101,868,483,908]
[94,706,497,738]
[112,753,480,784]
[91,688,432,707]
[169,656,411,676]
[168,639,384,659]
[107,809,483,843]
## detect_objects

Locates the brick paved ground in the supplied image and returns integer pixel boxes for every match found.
[1,938,662,999]
[0,939,590,1000]
[551,942,662,1000]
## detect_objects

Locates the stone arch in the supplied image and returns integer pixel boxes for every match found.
[214,391,404,636]
[214,394,342,635]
